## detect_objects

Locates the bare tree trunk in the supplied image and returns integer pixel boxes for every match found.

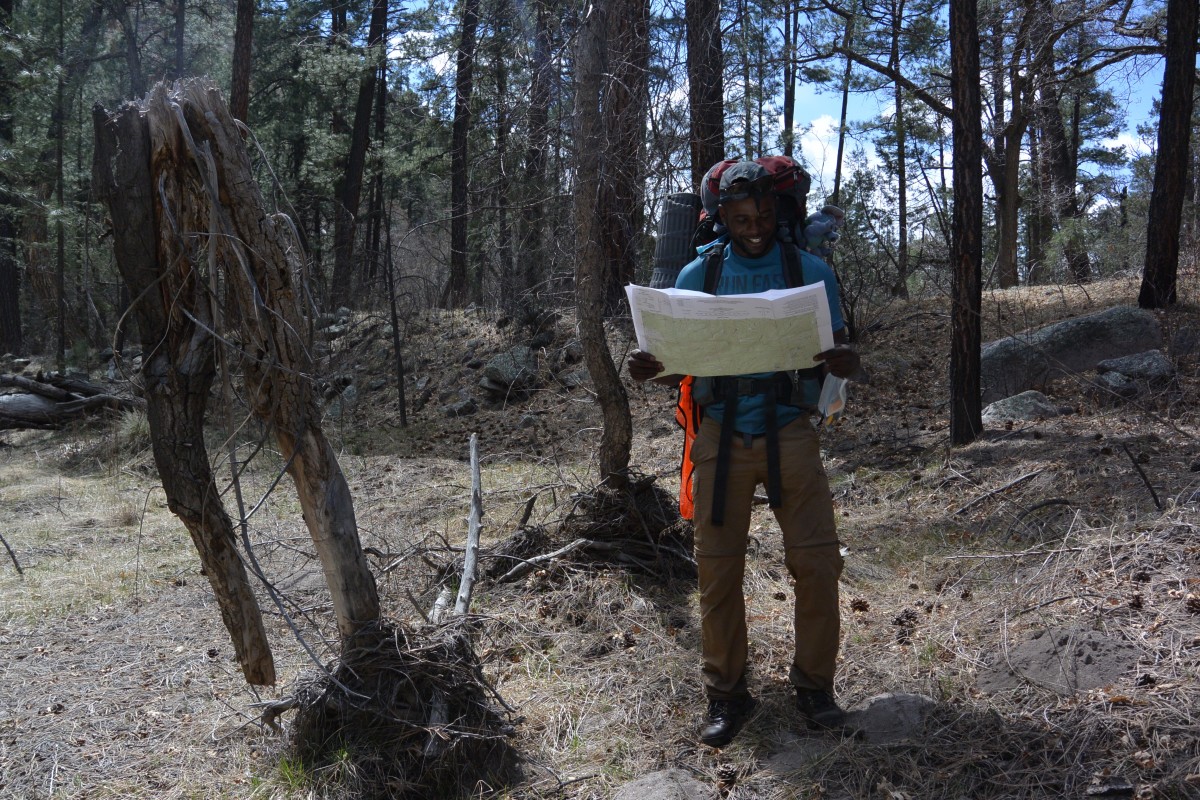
[444,0,481,308]
[889,0,909,298]
[686,0,723,187]
[831,5,856,205]
[948,0,983,446]
[92,100,275,686]
[96,81,383,659]
[1036,79,1091,282]
[172,0,186,81]
[574,5,632,486]
[493,0,515,310]
[329,0,388,308]
[1025,122,1052,283]
[230,0,255,122]
[599,0,649,309]
[520,0,553,300]
[781,0,797,158]
[1139,0,1197,308]
[0,0,18,354]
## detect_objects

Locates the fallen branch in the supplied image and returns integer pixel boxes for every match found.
[495,538,615,583]
[953,469,1044,515]
[1,530,23,576]
[1121,443,1162,511]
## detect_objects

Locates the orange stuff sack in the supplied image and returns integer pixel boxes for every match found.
[674,375,700,519]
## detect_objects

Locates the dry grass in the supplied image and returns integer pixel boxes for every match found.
[2,276,1199,798]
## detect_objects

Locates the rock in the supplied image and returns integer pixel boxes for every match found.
[1095,350,1175,384]
[976,627,1138,695]
[982,390,1063,424]
[1091,371,1140,401]
[612,769,718,800]
[846,693,936,745]
[980,306,1162,404]
[482,345,539,394]
[444,397,478,417]
[367,378,387,391]
[556,368,589,389]
[324,323,350,340]
[325,385,359,419]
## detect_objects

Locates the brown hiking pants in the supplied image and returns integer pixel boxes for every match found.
[691,416,843,699]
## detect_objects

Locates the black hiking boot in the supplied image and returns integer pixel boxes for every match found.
[699,695,757,748]
[795,688,846,731]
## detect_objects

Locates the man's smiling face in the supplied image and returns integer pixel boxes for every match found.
[719,192,777,259]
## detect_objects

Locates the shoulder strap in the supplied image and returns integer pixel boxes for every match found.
[782,243,805,288]
[702,242,725,295]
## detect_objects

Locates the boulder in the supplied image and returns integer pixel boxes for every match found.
[482,345,539,395]
[982,390,1065,423]
[980,306,1162,404]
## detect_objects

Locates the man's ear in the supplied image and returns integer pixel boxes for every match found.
[716,205,725,225]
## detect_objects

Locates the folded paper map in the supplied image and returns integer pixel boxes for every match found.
[625,283,835,377]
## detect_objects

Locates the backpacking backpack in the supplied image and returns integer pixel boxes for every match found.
[649,155,812,290]
[696,155,812,249]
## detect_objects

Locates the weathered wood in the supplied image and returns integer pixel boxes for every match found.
[93,98,276,686]
[453,433,483,617]
[140,81,381,643]
[0,372,145,430]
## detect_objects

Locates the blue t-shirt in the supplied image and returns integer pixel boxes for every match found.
[675,240,845,434]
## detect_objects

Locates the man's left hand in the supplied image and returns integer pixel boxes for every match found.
[814,345,861,379]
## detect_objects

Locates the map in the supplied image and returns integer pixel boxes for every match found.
[625,283,835,377]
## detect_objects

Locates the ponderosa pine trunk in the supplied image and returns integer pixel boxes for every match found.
[1138,0,1197,309]
[948,0,983,445]
[686,0,723,188]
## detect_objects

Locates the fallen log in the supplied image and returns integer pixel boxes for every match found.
[0,373,145,430]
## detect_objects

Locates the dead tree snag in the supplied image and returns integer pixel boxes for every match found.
[93,80,382,680]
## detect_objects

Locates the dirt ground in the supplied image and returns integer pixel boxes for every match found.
[2,273,1200,799]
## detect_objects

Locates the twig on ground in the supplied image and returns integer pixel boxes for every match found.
[1121,443,1162,510]
[954,470,1044,515]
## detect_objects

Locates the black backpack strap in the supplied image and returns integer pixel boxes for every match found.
[764,389,783,510]
[782,242,804,288]
[711,380,737,526]
[702,242,726,295]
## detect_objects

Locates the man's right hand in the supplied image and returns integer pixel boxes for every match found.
[627,349,665,382]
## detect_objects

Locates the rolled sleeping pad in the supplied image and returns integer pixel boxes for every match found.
[649,192,702,289]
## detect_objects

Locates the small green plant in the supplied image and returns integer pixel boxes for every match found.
[115,410,152,456]
[276,755,310,792]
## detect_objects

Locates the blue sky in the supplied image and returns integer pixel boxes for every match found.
[790,59,1168,197]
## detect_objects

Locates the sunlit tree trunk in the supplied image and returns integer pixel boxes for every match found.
[1139,0,1197,309]
[686,0,723,186]
[948,0,982,445]
[574,4,632,486]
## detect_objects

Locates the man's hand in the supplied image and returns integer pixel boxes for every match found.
[814,345,862,380]
[627,349,666,382]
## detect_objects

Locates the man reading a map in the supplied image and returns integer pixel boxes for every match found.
[627,161,862,748]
